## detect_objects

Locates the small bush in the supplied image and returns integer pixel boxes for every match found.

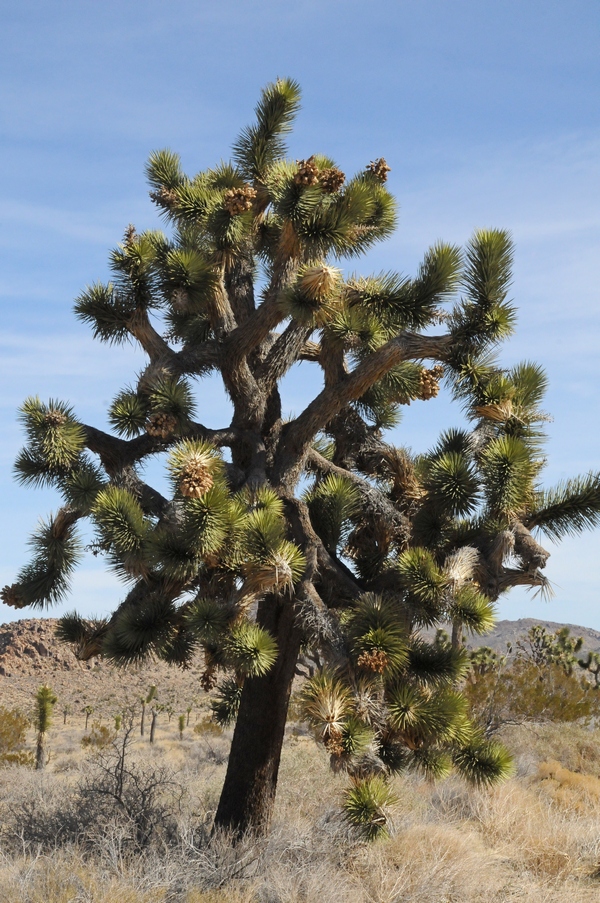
[465,658,600,732]
[0,705,34,767]
[82,720,116,750]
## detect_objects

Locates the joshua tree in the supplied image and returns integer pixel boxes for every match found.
[3,79,600,836]
[140,685,157,736]
[83,704,94,731]
[34,685,57,770]
[178,714,185,740]
[140,684,156,737]
[149,707,158,745]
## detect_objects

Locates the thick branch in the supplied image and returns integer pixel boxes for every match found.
[83,423,239,476]
[259,322,313,387]
[283,495,362,607]
[176,340,221,376]
[128,310,178,363]
[274,331,453,484]
[306,449,410,542]
[224,261,296,363]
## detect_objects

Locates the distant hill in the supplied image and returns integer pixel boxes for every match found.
[463,618,600,655]
[1,616,599,717]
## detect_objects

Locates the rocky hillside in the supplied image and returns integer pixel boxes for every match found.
[1,616,599,720]
[466,617,600,655]
[0,618,208,719]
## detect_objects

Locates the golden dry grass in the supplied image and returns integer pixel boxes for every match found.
[1,721,600,902]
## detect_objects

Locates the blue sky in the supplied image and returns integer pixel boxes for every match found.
[1,0,598,628]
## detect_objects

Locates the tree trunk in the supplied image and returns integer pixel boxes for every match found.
[140,702,145,736]
[451,620,463,650]
[35,732,46,770]
[149,709,157,744]
[213,594,303,835]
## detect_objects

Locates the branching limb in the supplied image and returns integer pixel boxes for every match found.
[128,310,178,362]
[260,322,313,387]
[306,448,410,542]
[275,331,453,483]
[82,423,239,476]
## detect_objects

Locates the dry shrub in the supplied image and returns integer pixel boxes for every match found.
[82,719,117,749]
[537,760,600,813]
[0,704,34,767]
[470,782,600,881]
[352,823,506,902]
[499,722,600,776]
[0,849,166,903]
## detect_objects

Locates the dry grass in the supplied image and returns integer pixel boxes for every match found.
[1,721,600,902]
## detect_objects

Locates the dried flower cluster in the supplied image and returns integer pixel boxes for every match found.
[418,365,445,400]
[43,410,68,428]
[145,412,178,439]
[223,185,257,215]
[357,648,390,674]
[179,456,214,498]
[366,158,391,182]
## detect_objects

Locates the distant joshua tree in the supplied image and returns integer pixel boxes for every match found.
[34,685,57,770]
[140,686,157,737]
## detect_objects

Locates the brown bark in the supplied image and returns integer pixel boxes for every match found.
[213,594,303,835]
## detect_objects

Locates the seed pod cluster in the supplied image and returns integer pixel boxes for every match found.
[223,185,257,215]
[149,186,178,210]
[44,410,68,428]
[123,223,137,246]
[357,648,390,674]
[418,365,445,400]
[179,454,215,498]
[366,158,391,182]
[324,727,345,758]
[145,412,178,439]
[0,584,25,609]
[294,155,320,186]
[319,166,345,193]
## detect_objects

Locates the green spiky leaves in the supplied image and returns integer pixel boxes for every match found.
[526,472,600,540]
[211,678,243,726]
[345,594,410,677]
[343,776,398,840]
[233,78,302,181]
[449,229,517,356]
[452,733,514,786]
[3,511,82,609]
[15,398,85,484]
[424,451,480,517]
[225,622,278,678]
[92,487,150,578]
[480,435,536,517]
[396,548,447,625]
[305,474,360,554]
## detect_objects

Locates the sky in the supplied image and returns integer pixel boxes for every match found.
[0,0,598,629]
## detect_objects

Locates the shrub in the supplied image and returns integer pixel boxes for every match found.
[81,720,116,750]
[0,705,33,767]
[465,657,600,732]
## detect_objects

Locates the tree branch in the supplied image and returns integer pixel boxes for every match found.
[259,322,313,387]
[306,448,410,542]
[128,310,178,362]
[274,331,453,484]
